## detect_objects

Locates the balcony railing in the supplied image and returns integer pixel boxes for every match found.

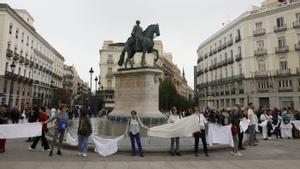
[275,46,289,53]
[235,53,242,61]
[19,56,25,63]
[227,57,234,64]
[253,28,266,36]
[254,71,269,78]
[227,39,233,47]
[258,88,269,93]
[274,24,287,32]
[276,69,291,76]
[13,53,19,61]
[222,43,227,49]
[235,35,241,43]
[293,21,300,29]
[254,49,267,56]
[295,43,300,51]
[278,87,293,92]
[6,49,13,58]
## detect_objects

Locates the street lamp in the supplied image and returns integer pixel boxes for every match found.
[8,62,16,109]
[89,67,94,91]
[94,76,98,93]
[50,80,54,107]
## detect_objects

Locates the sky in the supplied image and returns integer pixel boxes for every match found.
[1,0,262,89]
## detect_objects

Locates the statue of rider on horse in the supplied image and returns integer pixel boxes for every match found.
[118,20,160,69]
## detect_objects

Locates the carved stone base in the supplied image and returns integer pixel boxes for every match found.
[109,67,163,118]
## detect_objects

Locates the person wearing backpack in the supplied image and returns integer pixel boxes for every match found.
[125,110,149,157]
[77,109,92,157]
[44,104,69,156]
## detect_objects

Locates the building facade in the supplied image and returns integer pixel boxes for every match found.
[99,40,194,110]
[63,64,89,107]
[0,4,65,109]
[195,0,300,110]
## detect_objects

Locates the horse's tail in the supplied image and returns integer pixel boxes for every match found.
[118,48,126,66]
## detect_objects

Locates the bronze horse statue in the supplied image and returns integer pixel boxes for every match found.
[118,24,160,69]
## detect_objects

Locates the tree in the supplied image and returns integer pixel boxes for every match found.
[159,79,197,112]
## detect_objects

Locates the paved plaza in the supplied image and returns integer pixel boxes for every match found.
[0,137,299,169]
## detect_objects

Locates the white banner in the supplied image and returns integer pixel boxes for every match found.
[92,135,124,157]
[0,122,42,139]
[148,114,199,138]
[207,123,234,147]
[291,120,300,131]
[66,132,78,146]
[239,118,250,133]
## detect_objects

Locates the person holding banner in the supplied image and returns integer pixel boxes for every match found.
[247,103,258,146]
[125,110,149,157]
[193,107,209,157]
[29,107,50,151]
[260,109,273,140]
[168,107,182,156]
[77,109,92,157]
[0,105,8,153]
[44,104,69,156]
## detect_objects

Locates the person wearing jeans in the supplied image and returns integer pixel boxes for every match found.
[168,106,182,156]
[44,104,69,156]
[193,107,208,157]
[77,109,92,157]
[125,110,149,157]
[247,103,257,146]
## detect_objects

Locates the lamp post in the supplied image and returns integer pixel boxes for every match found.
[50,79,54,107]
[8,62,16,109]
[94,76,98,93]
[89,67,94,91]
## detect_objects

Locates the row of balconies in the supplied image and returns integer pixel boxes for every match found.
[254,43,300,57]
[253,21,300,37]
[197,74,245,88]
[207,39,234,57]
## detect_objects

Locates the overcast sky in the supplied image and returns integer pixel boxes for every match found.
[2,0,262,89]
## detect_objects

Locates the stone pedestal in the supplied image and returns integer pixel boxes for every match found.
[109,67,163,119]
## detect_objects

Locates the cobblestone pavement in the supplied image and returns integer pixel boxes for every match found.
[0,137,299,169]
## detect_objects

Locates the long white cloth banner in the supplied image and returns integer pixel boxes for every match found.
[239,118,250,133]
[0,122,42,139]
[148,114,199,138]
[291,120,300,131]
[66,132,78,146]
[207,123,234,147]
[92,135,124,157]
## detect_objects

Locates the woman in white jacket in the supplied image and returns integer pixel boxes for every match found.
[260,109,273,140]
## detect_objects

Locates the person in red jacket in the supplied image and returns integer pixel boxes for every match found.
[29,107,50,151]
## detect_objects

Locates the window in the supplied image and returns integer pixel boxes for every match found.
[231,66,234,76]
[16,28,19,39]
[296,13,300,22]
[229,34,233,40]
[257,41,264,50]
[108,67,112,75]
[107,55,113,64]
[238,46,242,54]
[258,60,266,71]
[225,53,228,60]
[278,37,286,48]
[24,70,27,77]
[277,17,285,27]
[9,23,13,34]
[107,80,112,88]
[256,22,263,29]
[230,50,233,57]
[239,63,242,74]
[5,62,8,71]
[26,36,29,46]
[18,67,21,75]
[21,32,24,43]
[280,59,288,70]
[219,69,222,79]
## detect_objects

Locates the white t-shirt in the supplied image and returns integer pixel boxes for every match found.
[168,114,180,123]
[50,108,57,117]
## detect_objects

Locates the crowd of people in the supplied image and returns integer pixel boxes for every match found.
[0,102,300,158]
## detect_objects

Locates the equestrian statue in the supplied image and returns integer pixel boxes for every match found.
[118,20,160,69]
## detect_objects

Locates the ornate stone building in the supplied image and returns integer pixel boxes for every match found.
[0,4,64,109]
[195,0,300,110]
